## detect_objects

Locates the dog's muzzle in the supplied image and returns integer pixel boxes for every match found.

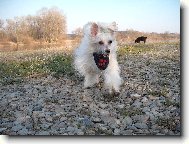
[93,52,109,70]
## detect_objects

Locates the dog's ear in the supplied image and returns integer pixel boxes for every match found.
[91,23,98,37]
[108,22,118,31]
[107,22,117,36]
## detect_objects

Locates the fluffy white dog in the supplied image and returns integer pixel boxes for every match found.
[74,22,122,94]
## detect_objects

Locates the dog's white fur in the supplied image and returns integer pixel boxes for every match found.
[74,22,122,94]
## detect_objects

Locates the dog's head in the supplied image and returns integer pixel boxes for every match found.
[83,22,117,70]
[83,22,117,55]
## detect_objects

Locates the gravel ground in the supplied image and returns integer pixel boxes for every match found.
[0,43,180,135]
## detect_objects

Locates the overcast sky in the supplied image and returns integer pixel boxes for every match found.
[0,0,180,34]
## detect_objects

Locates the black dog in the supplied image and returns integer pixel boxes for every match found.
[135,36,147,43]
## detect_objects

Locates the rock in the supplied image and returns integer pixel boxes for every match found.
[99,109,110,116]
[114,128,120,135]
[131,115,149,123]
[132,100,142,108]
[33,104,43,111]
[82,103,88,108]
[11,124,23,132]
[110,123,118,129]
[82,95,92,102]
[122,130,133,135]
[0,128,7,133]
[148,95,158,100]
[57,122,66,128]
[76,129,84,135]
[46,115,53,122]
[130,93,141,98]
[99,103,108,109]
[117,104,125,109]
[142,107,149,112]
[17,128,29,135]
[134,123,148,129]
[92,117,102,123]
[141,97,148,103]
[37,131,50,135]
[127,125,138,130]
[67,126,75,132]
[78,117,92,126]
[122,116,133,126]
[40,122,52,129]
[115,119,121,125]
[60,117,67,121]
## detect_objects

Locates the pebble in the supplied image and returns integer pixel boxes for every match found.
[130,93,141,98]
[134,123,148,129]
[122,116,133,126]
[0,128,7,133]
[114,128,120,135]
[117,104,125,109]
[132,100,142,108]
[122,130,133,135]
[17,128,29,135]
[141,97,148,103]
[99,103,108,109]
[60,117,67,121]
[37,131,50,135]
[11,124,23,132]
[99,109,110,116]
[67,126,75,132]
[92,117,102,123]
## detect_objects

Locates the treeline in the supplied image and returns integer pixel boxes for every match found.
[0,7,66,44]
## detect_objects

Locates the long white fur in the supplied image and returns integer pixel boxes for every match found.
[74,22,122,93]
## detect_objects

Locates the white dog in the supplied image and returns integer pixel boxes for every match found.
[74,22,122,94]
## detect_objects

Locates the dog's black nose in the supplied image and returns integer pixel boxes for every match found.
[105,49,110,53]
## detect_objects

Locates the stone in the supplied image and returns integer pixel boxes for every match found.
[58,122,66,128]
[122,130,133,135]
[141,97,148,103]
[76,129,84,135]
[114,128,120,135]
[99,109,109,116]
[130,93,141,98]
[117,104,125,109]
[11,124,23,132]
[122,116,133,126]
[67,126,75,132]
[60,117,67,121]
[131,115,149,123]
[37,131,50,135]
[92,117,102,123]
[17,128,29,135]
[115,119,121,125]
[0,128,7,133]
[134,123,148,129]
[99,103,108,109]
[132,100,142,108]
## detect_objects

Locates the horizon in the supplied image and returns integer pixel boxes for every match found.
[0,0,180,34]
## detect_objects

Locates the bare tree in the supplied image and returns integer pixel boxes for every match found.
[37,7,67,43]
[0,19,6,41]
[72,27,83,36]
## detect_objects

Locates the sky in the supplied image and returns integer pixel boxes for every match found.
[0,0,180,34]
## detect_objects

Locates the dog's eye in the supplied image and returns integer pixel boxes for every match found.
[108,40,112,44]
[99,41,104,45]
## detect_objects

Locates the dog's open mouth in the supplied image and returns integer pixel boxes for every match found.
[93,52,109,70]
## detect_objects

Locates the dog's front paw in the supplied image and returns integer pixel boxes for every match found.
[113,91,120,96]
[102,88,120,96]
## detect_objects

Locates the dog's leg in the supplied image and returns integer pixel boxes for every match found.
[84,73,99,88]
[104,70,122,94]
